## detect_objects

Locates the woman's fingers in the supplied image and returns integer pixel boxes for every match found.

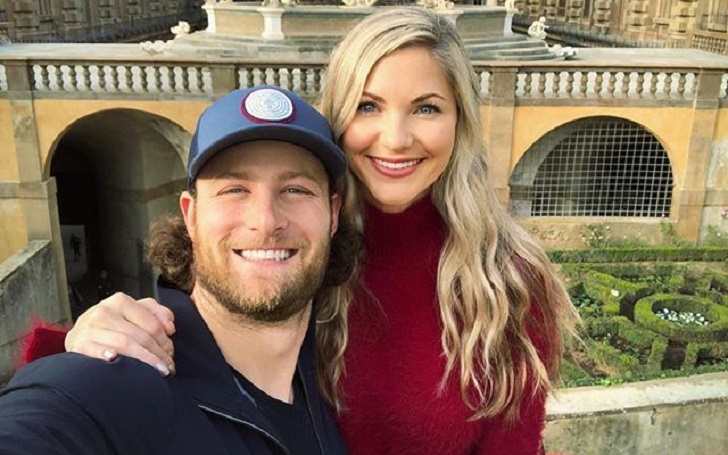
[68,335,171,377]
[113,296,176,360]
[137,298,176,336]
[66,293,176,374]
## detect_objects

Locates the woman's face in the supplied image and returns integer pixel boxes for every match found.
[340,46,457,213]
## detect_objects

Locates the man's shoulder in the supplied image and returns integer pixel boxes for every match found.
[0,355,199,454]
[5,353,172,412]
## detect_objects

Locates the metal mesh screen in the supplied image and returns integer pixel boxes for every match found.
[509,116,673,218]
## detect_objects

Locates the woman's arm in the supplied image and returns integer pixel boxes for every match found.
[64,293,176,375]
[21,321,69,365]
[21,293,177,376]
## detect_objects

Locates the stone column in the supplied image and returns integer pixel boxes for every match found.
[209,64,237,96]
[260,7,284,40]
[484,68,518,205]
[675,70,724,243]
[4,61,70,319]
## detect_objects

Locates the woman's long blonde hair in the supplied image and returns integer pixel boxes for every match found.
[318,6,580,420]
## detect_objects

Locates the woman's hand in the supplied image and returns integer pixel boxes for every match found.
[65,293,176,376]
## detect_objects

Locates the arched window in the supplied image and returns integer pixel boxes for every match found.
[510,116,673,218]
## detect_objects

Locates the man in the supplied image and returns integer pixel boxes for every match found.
[0,86,349,455]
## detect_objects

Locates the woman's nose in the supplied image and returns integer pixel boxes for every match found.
[379,115,414,152]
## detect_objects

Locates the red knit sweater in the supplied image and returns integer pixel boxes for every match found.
[338,197,547,455]
[20,198,549,455]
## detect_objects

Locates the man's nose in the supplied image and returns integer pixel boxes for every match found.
[380,114,414,151]
[244,193,287,234]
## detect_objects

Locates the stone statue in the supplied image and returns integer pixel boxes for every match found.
[341,0,379,6]
[171,21,191,37]
[547,44,578,60]
[140,40,172,54]
[262,0,298,6]
[527,16,548,40]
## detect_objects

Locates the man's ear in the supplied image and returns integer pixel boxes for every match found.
[180,191,196,240]
[330,193,341,237]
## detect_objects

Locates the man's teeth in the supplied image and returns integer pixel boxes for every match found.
[239,250,292,261]
[373,158,421,170]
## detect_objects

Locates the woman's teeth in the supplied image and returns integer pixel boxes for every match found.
[373,158,421,170]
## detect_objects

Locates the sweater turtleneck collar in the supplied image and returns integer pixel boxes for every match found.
[362,195,447,270]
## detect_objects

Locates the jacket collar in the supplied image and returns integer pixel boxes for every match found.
[156,282,319,446]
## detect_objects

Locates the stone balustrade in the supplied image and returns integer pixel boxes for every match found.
[1,48,726,104]
[29,63,213,95]
[515,69,697,100]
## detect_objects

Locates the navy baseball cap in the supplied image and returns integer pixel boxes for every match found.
[187,86,347,187]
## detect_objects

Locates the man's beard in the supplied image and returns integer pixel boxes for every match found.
[192,234,330,324]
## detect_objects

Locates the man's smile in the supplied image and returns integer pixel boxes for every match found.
[233,249,298,261]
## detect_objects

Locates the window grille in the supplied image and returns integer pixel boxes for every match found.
[509,116,673,218]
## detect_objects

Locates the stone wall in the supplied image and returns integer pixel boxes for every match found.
[0,240,65,381]
[544,372,728,454]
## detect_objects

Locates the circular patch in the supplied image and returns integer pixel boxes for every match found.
[243,88,294,122]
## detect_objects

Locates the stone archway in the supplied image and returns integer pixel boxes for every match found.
[49,109,188,317]
[509,115,674,219]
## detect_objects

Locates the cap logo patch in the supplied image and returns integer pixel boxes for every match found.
[242,88,295,123]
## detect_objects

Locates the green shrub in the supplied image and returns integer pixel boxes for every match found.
[548,247,728,264]
[558,261,728,388]
[634,294,728,343]
[647,338,669,372]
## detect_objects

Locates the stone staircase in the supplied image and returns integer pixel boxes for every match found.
[464,35,555,61]
[171,30,557,62]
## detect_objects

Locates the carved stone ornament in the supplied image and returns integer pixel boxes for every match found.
[341,0,380,7]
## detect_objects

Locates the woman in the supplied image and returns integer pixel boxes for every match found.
[28,7,579,455]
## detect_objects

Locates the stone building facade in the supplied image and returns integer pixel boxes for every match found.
[506,0,728,54]
[0,0,204,43]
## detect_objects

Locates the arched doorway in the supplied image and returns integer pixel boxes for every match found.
[49,109,188,318]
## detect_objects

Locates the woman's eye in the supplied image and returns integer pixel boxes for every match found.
[418,104,440,115]
[356,101,377,113]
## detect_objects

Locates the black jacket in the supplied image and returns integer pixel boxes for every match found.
[0,285,347,455]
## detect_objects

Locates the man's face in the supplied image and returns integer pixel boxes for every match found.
[181,140,341,323]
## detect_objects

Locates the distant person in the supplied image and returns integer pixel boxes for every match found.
[96,269,113,301]
[0,86,350,455]
[67,284,85,320]
[70,233,82,262]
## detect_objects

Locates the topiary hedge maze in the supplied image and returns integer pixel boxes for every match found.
[556,253,728,388]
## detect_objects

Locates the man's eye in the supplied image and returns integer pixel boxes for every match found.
[284,187,312,195]
[221,187,245,195]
